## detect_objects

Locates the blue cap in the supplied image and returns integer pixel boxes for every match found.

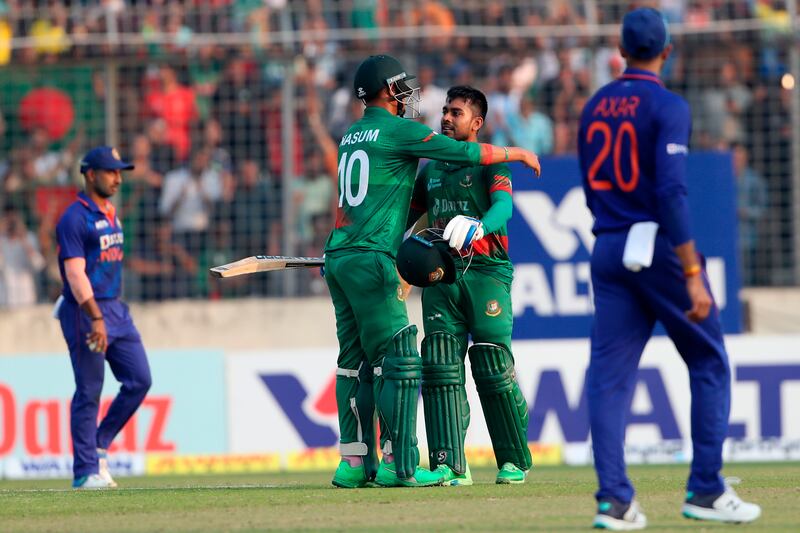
[80,146,134,174]
[621,8,670,60]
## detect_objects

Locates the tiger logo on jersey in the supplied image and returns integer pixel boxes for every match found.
[460,174,473,188]
[485,299,502,317]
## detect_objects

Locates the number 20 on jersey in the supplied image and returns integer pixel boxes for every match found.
[586,120,640,192]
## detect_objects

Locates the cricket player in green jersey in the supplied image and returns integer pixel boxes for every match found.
[405,86,533,486]
[325,55,541,489]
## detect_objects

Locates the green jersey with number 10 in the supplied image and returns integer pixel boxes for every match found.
[325,106,488,257]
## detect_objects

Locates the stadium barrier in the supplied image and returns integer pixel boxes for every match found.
[1,334,798,479]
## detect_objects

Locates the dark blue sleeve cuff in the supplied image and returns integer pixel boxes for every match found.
[658,193,692,247]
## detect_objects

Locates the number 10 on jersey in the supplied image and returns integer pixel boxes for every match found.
[338,149,370,207]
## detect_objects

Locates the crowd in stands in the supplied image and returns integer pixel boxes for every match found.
[0,0,795,305]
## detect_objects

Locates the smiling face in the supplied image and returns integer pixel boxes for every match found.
[440,97,483,142]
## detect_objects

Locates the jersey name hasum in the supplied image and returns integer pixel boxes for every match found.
[340,129,380,147]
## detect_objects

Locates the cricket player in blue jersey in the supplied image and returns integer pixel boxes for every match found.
[577,8,760,530]
[55,146,152,489]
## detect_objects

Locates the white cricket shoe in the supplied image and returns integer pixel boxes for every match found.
[73,473,114,490]
[593,499,647,530]
[97,448,119,488]
[682,480,761,523]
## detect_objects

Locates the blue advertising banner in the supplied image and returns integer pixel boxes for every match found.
[509,153,741,339]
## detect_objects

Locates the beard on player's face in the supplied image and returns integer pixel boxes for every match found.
[90,169,121,198]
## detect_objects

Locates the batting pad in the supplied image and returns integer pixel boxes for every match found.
[376,325,422,479]
[355,360,379,480]
[469,343,533,471]
[335,364,369,457]
[422,332,470,474]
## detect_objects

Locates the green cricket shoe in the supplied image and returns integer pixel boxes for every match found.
[331,460,368,488]
[495,462,527,484]
[436,464,473,486]
[374,459,444,487]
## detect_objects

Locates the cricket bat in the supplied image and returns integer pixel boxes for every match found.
[209,255,325,278]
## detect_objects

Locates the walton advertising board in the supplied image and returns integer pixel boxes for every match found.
[226,335,800,465]
[0,350,227,478]
[508,153,741,339]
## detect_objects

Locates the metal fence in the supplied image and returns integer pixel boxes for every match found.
[0,0,798,306]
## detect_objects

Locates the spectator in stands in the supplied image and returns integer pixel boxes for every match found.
[1,147,32,210]
[264,87,304,179]
[541,48,584,122]
[703,60,752,147]
[202,118,233,177]
[350,0,387,44]
[144,65,198,163]
[163,3,194,55]
[293,150,333,251]
[593,37,625,88]
[121,134,162,250]
[30,0,71,60]
[146,118,177,175]
[327,76,364,141]
[159,146,223,264]
[301,14,339,89]
[140,6,164,58]
[486,64,520,146]
[416,62,448,130]
[29,127,77,185]
[127,216,198,301]
[441,50,473,87]
[551,120,572,156]
[213,56,266,163]
[733,143,768,286]
[227,158,280,295]
[0,206,45,308]
[508,93,554,155]
[189,44,224,121]
[234,158,279,252]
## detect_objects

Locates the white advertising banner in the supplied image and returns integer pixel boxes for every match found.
[227,335,800,463]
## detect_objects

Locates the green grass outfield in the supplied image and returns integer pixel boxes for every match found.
[0,463,797,532]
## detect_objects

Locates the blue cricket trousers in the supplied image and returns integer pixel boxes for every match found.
[58,298,151,479]
[587,231,729,503]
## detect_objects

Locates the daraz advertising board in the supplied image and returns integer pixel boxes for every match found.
[0,350,227,478]
[507,153,742,339]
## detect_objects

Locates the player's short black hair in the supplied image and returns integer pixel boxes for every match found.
[446,85,488,120]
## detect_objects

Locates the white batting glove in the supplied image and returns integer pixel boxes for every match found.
[443,215,484,251]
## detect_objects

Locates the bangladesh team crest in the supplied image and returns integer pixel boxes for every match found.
[460,174,473,188]
[485,299,502,317]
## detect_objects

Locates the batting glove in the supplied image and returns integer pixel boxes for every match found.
[443,215,484,251]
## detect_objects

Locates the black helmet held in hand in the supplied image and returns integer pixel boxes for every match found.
[396,234,457,288]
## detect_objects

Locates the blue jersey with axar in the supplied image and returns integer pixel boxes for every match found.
[578,67,691,235]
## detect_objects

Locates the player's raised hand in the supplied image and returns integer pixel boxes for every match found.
[685,275,712,323]
[519,149,541,177]
[443,215,484,251]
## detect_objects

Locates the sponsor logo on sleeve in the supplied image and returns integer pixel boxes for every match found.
[666,143,689,155]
